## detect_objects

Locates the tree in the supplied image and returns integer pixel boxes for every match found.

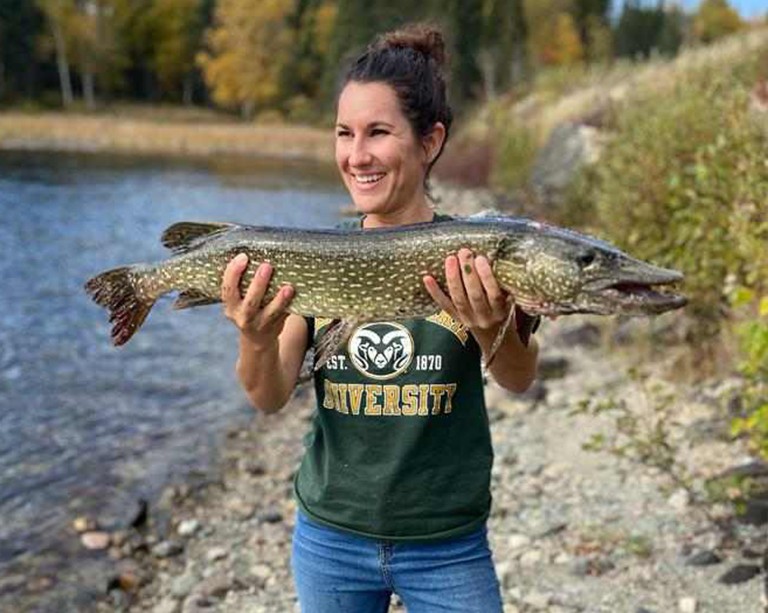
[614,0,665,59]
[524,0,584,67]
[198,0,294,117]
[146,0,205,103]
[0,1,46,102]
[693,0,742,44]
[36,0,76,107]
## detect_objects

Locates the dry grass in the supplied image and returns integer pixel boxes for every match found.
[471,27,768,147]
[0,111,334,162]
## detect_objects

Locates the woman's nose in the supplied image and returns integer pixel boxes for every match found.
[349,136,372,167]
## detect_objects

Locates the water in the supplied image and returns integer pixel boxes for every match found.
[0,150,346,607]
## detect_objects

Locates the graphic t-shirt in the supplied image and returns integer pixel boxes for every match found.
[294,214,494,540]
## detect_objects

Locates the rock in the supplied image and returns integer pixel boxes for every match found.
[530,122,603,209]
[553,552,571,565]
[522,590,552,609]
[129,498,149,529]
[678,596,697,613]
[507,533,532,550]
[249,563,273,585]
[635,608,656,613]
[519,549,543,566]
[73,516,97,533]
[226,498,256,521]
[152,540,184,558]
[685,550,722,566]
[206,547,229,562]
[81,531,111,550]
[258,510,284,524]
[177,519,200,537]
[171,572,198,599]
[238,459,267,476]
[153,598,180,613]
[718,564,761,585]
[537,355,570,380]
[668,489,690,512]
[198,572,234,599]
[496,562,514,589]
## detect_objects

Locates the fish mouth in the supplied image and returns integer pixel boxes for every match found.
[584,276,687,315]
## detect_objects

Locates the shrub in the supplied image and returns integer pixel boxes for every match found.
[565,54,768,342]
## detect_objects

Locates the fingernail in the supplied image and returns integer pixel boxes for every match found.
[259,263,271,277]
[235,253,248,264]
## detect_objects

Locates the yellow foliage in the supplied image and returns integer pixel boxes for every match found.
[312,2,338,57]
[528,11,584,66]
[693,0,743,44]
[198,0,294,116]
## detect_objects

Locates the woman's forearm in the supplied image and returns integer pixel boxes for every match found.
[236,334,297,413]
[472,323,539,393]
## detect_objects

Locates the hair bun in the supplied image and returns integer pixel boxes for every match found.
[375,23,447,68]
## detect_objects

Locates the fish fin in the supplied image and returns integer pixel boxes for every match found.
[160,222,236,254]
[172,290,219,310]
[84,266,155,346]
[514,305,541,349]
[313,319,358,372]
[485,302,516,368]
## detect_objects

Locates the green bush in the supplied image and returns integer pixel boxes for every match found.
[565,57,768,341]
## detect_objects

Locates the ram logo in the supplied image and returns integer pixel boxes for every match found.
[347,322,415,380]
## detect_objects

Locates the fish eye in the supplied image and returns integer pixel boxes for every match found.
[577,250,597,267]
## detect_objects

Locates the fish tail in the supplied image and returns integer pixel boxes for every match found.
[84,266,156,346]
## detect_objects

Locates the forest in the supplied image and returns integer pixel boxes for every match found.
[0,0,755,120]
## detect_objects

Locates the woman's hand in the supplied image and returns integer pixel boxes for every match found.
[221,253,295,349]
[422,248,511,332]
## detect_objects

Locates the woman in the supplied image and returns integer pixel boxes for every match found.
[221,24,539,613]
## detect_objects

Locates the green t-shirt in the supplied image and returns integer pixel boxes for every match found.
[294,213,494,541]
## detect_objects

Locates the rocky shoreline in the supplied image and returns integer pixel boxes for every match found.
[78,314,766,613]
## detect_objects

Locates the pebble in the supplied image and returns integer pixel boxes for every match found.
[519,549,543,566]
[668,489,690,512]
[170,573,197,599]
[508,533,532,550]
[72,516,96,533]
[678,596,697,612]
[198,572,233,599]
[523,590,552,609]
[177,519,200,537]
[685,550,722,566]
[206,547,229,562]
[153,598,180,613]
[718,564,762,585]
[81,531,111,550]
[152,540,184,558]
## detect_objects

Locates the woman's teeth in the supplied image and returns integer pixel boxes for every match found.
[354,173,385,184]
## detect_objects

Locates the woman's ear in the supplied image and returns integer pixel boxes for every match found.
[423,122,446,163]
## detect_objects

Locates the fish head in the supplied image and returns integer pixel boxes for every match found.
[493,221,687,317]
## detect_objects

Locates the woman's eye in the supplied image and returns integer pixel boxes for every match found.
[370,128,388,136]
[336,130,351,138]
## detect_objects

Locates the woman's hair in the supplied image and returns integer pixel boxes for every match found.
[342,23,453,195]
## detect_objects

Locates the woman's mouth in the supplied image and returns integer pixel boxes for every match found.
[352,172,386,188]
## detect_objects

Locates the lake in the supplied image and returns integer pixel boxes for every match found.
[0,150,347,609]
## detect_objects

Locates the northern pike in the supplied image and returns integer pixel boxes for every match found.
[84,216,686,364]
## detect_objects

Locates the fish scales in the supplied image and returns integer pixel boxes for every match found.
[84,217,687,347]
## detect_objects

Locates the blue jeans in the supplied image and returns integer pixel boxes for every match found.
[291,511,503,613]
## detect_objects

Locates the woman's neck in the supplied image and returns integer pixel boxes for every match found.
[361,203,435,229]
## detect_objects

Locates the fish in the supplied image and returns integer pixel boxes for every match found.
[84,216,686,366]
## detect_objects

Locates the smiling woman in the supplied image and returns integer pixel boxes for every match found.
[220,22,540,613]
[335,82,446,225]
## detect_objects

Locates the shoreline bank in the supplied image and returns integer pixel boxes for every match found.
[0,113,333,162]
[90,318,766,613]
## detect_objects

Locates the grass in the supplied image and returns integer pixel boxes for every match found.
[0,106,334,162]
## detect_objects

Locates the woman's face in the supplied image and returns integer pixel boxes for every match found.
[335,81,441,219]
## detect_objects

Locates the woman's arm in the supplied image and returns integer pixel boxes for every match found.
[222,254,308,413]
